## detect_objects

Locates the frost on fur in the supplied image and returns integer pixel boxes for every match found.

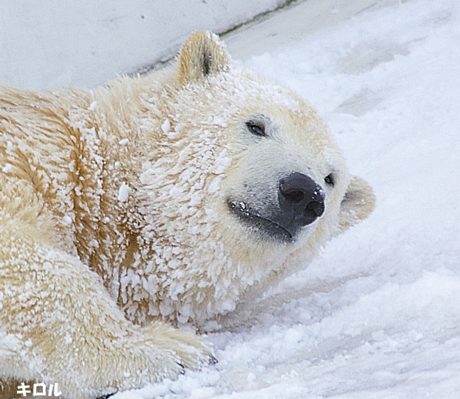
[0,31,374,398]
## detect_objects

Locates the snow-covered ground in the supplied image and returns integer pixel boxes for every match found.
[117,0,460,397]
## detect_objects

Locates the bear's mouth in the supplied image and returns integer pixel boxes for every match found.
[227,199,293,243]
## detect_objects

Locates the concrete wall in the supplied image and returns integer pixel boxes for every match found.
[0,0,286,89]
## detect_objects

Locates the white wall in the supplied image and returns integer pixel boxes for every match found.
[0,0,286,89]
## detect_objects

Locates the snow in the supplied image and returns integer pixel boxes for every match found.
[162,119,171,134]
[114,0,460,397]
[88,101,98,111]
[1,163,12,174]
[118,183,132,203]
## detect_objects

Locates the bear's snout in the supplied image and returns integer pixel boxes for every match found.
[277,172,325,236]
[227,172,326,243]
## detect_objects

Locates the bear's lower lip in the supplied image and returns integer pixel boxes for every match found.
[227,199,294,243]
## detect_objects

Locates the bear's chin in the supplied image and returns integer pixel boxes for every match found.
[227,198,297,243]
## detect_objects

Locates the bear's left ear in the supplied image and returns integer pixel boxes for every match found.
[337,175,375,233]
[177,31,230,86]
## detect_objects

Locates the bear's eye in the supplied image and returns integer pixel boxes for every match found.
[324,173,335,187]
[246,121,266,137]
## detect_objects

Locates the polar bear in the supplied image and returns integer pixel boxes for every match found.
[0,32,374,398]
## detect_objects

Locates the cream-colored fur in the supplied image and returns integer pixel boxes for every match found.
[0,32,374,398]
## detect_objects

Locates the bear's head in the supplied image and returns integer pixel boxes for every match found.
[135,32,375,326]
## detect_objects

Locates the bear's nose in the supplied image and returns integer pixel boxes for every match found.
[278,172,325,234]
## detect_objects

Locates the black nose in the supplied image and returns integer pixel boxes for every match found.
[278,172,325,235]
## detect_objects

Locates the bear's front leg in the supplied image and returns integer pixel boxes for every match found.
[0,223,213,399]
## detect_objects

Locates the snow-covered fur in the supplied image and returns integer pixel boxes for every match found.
[0,32,374,398]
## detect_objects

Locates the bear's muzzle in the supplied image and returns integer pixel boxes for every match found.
[227,172,325,243]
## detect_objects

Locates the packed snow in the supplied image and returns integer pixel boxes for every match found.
[109,0,460,397]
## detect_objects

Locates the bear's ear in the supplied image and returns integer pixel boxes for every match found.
[337,175,375,233]
[177,31,230,85]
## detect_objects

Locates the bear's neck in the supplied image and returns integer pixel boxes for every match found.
[64,97,152,288]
